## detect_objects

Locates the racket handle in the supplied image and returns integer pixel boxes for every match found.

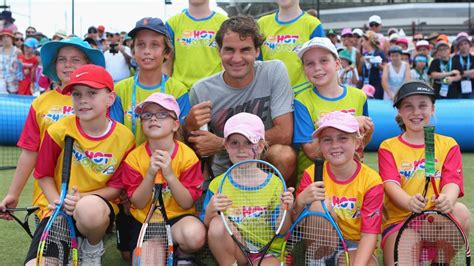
[314,158,324,182]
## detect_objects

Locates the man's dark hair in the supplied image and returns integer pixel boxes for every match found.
[216,15,264,49]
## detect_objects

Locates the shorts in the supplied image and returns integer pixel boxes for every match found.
[115,204,134,252]
[24,194,115,264]
[381,222,403,249]
[127,214,196,253]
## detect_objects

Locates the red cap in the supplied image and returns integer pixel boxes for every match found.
[98,25,105,32]
[62,64,114,95]
[0,28,14,37]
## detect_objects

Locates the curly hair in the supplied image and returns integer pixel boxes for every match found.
[216,15,264,49]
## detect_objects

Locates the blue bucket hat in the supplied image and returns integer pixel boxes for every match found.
[24,37,38,49]
[128,17,170,40]
[40,37,105,82]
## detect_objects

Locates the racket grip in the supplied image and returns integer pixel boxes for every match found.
[314,158,324,182]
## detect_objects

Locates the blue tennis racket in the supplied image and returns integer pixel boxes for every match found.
[280,158,349,265]
[36,135,78,266]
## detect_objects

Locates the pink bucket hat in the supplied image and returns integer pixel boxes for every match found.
[134,92,180,118]
[224,112,265,144]
[312,111,359,138]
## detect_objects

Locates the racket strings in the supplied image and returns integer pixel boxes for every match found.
[287,216,346,265]
[41,215,74,265]
[138,207,171,265]
[397,213,466,265]
[221,162,285,253]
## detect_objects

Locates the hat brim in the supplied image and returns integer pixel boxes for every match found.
[128,26,169,39]
[312,125,358,139]
[134,101,178,118]
[224,130,260,144]
[0,32,14,38]
[393,90,435,107]
[41,39,105,82]
[298,44,338,60]
[62,80,110,95]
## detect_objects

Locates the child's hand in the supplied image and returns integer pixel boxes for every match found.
[153,150,173,180]
[300,181,325,205]
[210,194,232,213]
[432,193,453,214]
[64,187,80,216]
[281,187,295,209]
[409,193,427,213]
[355,116,374,136]
[147,150,163,177]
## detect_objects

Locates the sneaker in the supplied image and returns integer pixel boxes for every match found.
[79,239,105,266]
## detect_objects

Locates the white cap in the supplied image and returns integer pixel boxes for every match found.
[297,37,338,60]
[416,40,430,48]
[368,15,382,25]
[352,28,364,37]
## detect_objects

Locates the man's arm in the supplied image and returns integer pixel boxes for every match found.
[265,113,293,146]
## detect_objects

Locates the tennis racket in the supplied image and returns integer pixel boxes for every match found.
[218,159,288,265]
[394,125,471,265]
[36,135,78,266]
[133,179,173,266]
[281,158,349,266]
[1,206,39,238]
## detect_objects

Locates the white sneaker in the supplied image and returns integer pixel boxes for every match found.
[79,239,105,266]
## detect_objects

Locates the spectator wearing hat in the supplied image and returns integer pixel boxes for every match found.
[352,28,364,52]
[97,25,106,41]
[338,49,359,88]
[258,0,325,89]
[389,33,399,46]
[368,15,389,53]
[452,35,474,98]
[396,37,409,50]
[0,29,22,94]
[18,38,39,95]
[428,41,462,98]
[415,39,432,62]
[87,26,106,51]
[341,28,361,72]
[382,45,411,101]
[0,10,17,32]
[359,30,387,99]
[401,49,411,64]
[327,29,338,45]
[52,29,67,41]
[411,54,430,83]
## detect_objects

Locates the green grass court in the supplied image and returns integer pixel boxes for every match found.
[1,152,473,265]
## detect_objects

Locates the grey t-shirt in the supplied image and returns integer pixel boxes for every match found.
[190,60,294,175]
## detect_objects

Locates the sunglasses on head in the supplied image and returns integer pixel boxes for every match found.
[369,22,380,27]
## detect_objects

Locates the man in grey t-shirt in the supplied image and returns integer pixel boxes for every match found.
[184,16,296,185]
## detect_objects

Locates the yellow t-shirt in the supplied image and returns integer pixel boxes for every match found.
[166,9,227,89]
[258,11,324,88]
[33,115,135,220]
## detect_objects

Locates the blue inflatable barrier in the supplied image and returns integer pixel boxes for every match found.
[366,99,474,151]
[1,95,473,151]
[0,94,34,146]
